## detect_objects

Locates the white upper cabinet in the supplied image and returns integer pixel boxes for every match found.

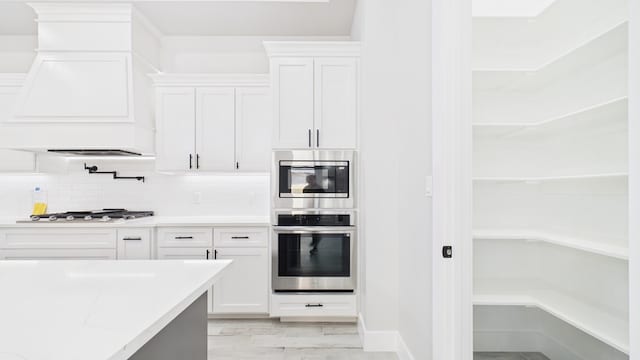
[270,58,315,149]
[314,58,358,149]
[196,87,236,172]
[151,75,271,173]
[155,87,196,172]
[265,42,361,150]
[235,87,272,172]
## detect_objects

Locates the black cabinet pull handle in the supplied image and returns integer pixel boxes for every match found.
[308,129,312,147]
[206,249,210,259]
[175,236,194,240]
[122,237,142,241]
[305,304,324,308]
[196,154,200,169]
[316,129,320,147]
[214,249,218,259]
[231,236,250,239]
[189,154,193,169]
[236,162,239,170]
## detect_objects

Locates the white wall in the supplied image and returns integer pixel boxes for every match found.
[0,35,35,72]
[0,158,269,218]
[353,0,433,358]
[161,35,349,73]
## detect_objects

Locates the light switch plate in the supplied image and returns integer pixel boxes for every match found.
[193,192,202,204]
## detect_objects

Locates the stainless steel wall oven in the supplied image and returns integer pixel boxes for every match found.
[272,212,356,291]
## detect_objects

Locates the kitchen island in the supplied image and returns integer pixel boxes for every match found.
[0,259,231,360]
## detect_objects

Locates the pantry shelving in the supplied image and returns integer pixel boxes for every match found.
[473,283,629,354]
[472,0,630,357]
[473,230,628,260]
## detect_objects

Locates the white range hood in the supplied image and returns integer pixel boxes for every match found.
[0,3,161,155]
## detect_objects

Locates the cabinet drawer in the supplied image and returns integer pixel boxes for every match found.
[214,227,268,248]
[0,248,116,260]
[271,294,357,317]
[117,228,152,260]
[0,228,116,249]
[157,247,211,260]
[157,227,213,248]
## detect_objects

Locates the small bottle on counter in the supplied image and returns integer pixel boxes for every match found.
[32,187,48,216]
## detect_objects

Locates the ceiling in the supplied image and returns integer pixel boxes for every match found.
[0,0,357,36]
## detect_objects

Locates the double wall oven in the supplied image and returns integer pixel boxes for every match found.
[272,150,356,292]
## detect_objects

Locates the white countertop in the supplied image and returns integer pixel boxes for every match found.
[0,259,231,360]
[0,216,270,228]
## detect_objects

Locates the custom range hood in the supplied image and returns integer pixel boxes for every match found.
[0,3,161,155]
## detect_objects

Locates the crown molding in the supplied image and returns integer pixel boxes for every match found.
[28,3,133,23]
[263,41,361,57]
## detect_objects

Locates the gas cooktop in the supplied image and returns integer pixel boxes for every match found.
[19,209,154,223]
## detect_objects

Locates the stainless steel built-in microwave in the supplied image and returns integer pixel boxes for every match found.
[272,150,355,210]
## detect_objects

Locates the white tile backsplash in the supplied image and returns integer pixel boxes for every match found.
[0,158,270,217]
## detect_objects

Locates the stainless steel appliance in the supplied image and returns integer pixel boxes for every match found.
[272,211,356,291]
[272,150,355,210]
[18,209,154,223]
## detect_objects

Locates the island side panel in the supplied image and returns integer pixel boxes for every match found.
[129,292,208,360]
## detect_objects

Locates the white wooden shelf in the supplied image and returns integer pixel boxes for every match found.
[473,22,627,91]
[473,96,627,135]
[473,172,628,183]
[473,288,629,354]
[473,229,628,260]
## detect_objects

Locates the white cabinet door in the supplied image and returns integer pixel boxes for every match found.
[0,150,36,172]
[195,87,235,172]
[155,87,195,172]
[214,227,268,248]
[314,58,358,149]
[157,227,213,248]
[235,87,271,172]
[0,249,116,260]
[156,247,211,260]
[211,247,269,314]
[117,229,152,260]
[271,58,314,149]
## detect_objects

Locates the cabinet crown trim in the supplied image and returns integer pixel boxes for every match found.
[29,3,133,22]
[263,41,361,58]
[149,74,270,87]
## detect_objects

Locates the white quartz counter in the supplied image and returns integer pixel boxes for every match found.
[0,216,270,228]
[0,259,231,360]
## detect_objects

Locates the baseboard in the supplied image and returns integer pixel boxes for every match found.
[357,313,398,352]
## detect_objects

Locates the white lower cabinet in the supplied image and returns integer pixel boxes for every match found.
[156,247,211,260]
[211,247,269,314]
[117,228,152,260]
[270,293,357,317]
[0,248,115,260]
[0,228,117,259]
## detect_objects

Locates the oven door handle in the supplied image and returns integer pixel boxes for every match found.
[273,226,355,233]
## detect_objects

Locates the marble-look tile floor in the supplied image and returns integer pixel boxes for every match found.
[207,318,397,359]
[474,353,550,360]
[207,319,550,360]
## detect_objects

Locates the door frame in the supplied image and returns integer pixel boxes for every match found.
[431,0,473,359]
